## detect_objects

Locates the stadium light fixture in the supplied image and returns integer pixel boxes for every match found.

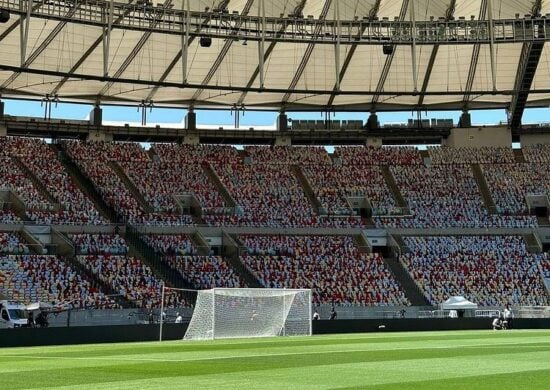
[0,9,10,23]
[200,37,212,47]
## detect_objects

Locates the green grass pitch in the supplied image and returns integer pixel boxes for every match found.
[1,330,550,389]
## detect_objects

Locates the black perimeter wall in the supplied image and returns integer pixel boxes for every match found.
[2,319,550,347]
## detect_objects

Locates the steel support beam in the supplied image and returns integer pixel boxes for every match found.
[190,0,255,103]
[326,0,381,107]
[0,2,42,45]
[145,0,228,102]
[281,0,332,105]
[463,0,488,107]
[487,0,497,92]
[258,0,265,88]
[509,0,544,129]
[3,1,550,46]
[417,0,456,107]
[19,0,31,66]
[181,0,190,84]
[372,0,409,106]
[334,0,341,91]
[3,2,80,90]
[50,2,136,96]
[98,0,173,97]
[103,0,114,77]
[410,0,417,93]
[235,1,307,106]
[5,63,544,97]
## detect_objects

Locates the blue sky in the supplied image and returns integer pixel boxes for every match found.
[4,98,550,127]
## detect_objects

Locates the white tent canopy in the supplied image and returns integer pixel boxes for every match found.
[440,296,478,310]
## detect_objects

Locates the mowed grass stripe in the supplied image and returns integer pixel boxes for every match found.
[2,329,548,359]
[2,332,550,389]
[36,352,550,390]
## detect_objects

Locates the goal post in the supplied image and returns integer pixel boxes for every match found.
[183,288,312,340]
[158,285,197,342]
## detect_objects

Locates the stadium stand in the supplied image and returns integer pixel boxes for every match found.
[0,232,117,308]
[427,146,516,164]
[375,164,537,228]
[400,236,549,306]
[144,234,244,289]
[239,235,410,306]
[483,163,550,215]
[62,141,193,226]
[71,234,185,308]
[0,137,104,225]
[522,144,550,163]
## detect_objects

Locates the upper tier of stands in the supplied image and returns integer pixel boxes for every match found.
[375,164,537,228]
[400,236,549,306]
[0,137,104,225]
[240,235,410,306]
[0,139,548,229]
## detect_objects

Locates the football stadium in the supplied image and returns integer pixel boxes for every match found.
[0,0,550,388]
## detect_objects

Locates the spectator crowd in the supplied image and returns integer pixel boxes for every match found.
[400,236,549,306]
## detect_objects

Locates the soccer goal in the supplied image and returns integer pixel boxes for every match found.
[183,288,312,340]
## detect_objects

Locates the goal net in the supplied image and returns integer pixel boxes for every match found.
[183,288,312,340]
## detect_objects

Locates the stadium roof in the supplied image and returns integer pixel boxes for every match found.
[1,0,550,120]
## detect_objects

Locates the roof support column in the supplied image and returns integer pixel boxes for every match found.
[334,0,341,91]
[410,1,418,93]
[487,0,497,92]
[258,0,266,89]
[103,0,114,77]
[181,0,190,84]
[19,0,31,66]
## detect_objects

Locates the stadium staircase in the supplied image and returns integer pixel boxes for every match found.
[189,231,211,256]
[12,156,58,207]
[523,233,543,254]
[513,149,526,163]
[53,144,119,223]
[381,255,431,306]
[203,163,238,209]
[0,189,28,221]
[380,166,410,214]
[124,225,196,293]
[222,233,262,288]
[537,216,550,227]
[353,234,371,253]
[471,164,498,215]
[108,162,153,213]
[291,165,326,214]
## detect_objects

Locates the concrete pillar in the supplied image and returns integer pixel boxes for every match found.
[459,111,471,128]
[185,111,197,131]
[367,113,379,131]
[0,101,4,119]
[277,113,288,132]
[89,106,102,127]
[0,124,6,137]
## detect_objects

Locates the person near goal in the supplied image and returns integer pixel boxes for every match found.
[504,305,513,329]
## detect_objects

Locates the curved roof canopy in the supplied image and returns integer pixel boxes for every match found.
[0,0,550,114]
